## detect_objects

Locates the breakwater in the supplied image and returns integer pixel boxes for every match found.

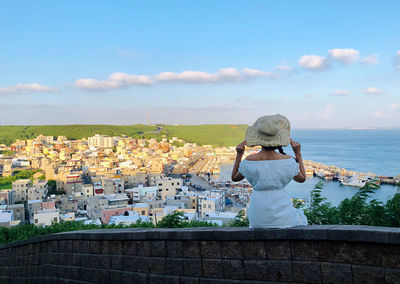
[304,160,400,186]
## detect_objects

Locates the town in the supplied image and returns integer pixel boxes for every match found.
[0,134,245,228]
[1,133,399,228]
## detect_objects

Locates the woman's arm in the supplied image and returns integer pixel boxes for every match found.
[291,139,306,183]
[231,140,246,182]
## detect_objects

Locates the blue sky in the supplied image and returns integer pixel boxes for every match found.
[0,0,399,128]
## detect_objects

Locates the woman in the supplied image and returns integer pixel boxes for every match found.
[231,114,308,228]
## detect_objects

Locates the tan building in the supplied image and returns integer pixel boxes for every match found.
[7,204,25,222]
[27,180,48,201]
[102,178,124,195]
[200,199,216,216]
[0,190,14,205]
[83,184,94,198]
[12,179,32,202]
[88,135,114,148]
[132,203,149,217]
[156,177,183,201]
[57,197,78,214]
[86,196,108,219]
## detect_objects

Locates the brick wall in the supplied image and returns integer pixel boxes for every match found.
[0,225,400,283]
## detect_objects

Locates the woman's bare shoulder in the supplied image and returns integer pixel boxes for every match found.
[245,153,293,161]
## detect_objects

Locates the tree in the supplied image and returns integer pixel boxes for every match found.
[230,210,249,227]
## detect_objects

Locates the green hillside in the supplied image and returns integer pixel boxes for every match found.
[0,124,248,147]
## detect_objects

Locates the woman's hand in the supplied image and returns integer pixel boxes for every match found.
[236,140,247,156]
[290,139,301,155]
[291,138,306,183]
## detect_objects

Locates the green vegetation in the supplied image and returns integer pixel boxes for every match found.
[0,150,15,156]
[156,211,219,228]
[171,141,184,147]
[0,211,218,244]
[0,124,248,146]
[230,210,249,227]
[3,182,400,244]
[303,181,400,227]
[46,179,65,196]
[0,169,42,191]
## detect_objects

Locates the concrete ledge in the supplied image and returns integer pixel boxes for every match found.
[2,225,400,250]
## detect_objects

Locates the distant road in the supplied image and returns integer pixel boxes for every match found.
[188,173,214,190]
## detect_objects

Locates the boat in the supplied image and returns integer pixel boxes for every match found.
[341,176,366,187]
[316,170,334,180]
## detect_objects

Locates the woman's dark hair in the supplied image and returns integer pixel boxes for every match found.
[261,146,286,155]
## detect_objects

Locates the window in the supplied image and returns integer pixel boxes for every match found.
[158,183,162,186]
[35,219,38,223]
[208,205,211,209]
[166,188,168,191]
[192,206,195,209]
[177,182,180,185]
[53,217,58,222]
[172,183,174,186]
[141,210,145,215]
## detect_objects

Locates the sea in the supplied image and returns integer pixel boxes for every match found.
[217,129,400,206]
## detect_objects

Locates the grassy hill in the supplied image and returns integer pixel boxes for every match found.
[0,124,248,147]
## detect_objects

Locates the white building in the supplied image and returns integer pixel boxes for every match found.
[125,185,158,202]
[28,200,42,222]
[33,209,60,226]
[0,210,13,227]
[108,211,150,225]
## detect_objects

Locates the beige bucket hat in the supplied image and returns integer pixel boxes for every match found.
[245,114,290,147]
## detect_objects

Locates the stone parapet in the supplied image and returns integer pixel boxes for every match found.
[0,225,400,283]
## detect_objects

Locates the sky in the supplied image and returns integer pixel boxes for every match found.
[0,0,399,128]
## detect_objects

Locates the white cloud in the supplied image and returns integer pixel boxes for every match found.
[317,104,335,119]
[333,90,350,96]
[391,103,399,112]
[304,94,313,98]
[328,48,359,64]
[0,83,58,95]
[361,54,379,65]
[298,55,330,71]
[154,68,274,83]
[363,87,383,94]
[75,68,274,91]
[108,73,152,85]
[75,72,152,91]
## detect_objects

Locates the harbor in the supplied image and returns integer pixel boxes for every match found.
[186,155,399,207]
[303,160,400,187]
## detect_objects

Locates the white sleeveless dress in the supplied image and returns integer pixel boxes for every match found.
[238,158,308,228]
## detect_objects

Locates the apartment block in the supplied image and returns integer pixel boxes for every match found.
[156,177,183,201]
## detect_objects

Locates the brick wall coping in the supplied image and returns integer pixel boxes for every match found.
[1,225,400,250]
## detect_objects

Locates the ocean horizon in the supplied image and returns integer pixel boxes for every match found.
[218,129,400,205]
